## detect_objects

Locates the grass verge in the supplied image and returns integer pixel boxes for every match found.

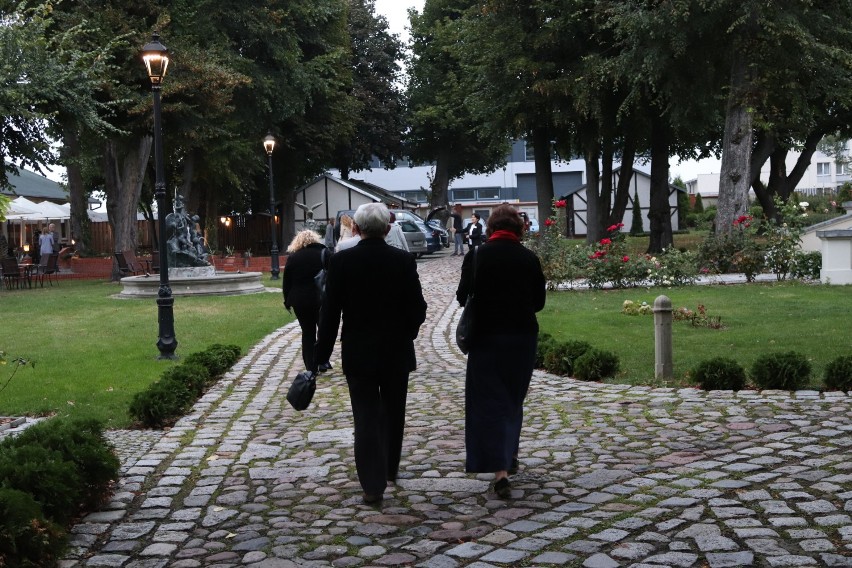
[0,279,291,428]
[539,280,850,389]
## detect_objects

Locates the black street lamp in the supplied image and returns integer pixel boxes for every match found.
[142,33,177,359]
[263,133,280,280]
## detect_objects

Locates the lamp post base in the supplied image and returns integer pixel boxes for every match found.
[270,247,280,280]
[156,292,178,359]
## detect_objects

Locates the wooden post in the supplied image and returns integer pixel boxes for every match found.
[653,295,673,381]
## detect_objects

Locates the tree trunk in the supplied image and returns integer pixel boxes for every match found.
[60,118,92,256]
[608,135,637,226]
[599,138,614,230]
[181,149,196,212]
[647,116,673,253]
[431,146,451,210]
[716,55,753,234]
[103,136,152,279]
[584,138,601,244]
[532,126,554,225]
[752,129,824,221]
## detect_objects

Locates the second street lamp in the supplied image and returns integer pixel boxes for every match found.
[142,32,177,359]
[264,133,280,280]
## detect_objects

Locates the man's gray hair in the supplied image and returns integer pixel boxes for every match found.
[354,203,390,238]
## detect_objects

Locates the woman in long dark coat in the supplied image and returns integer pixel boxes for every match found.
[282,230,331,372]
[456,204,546,498]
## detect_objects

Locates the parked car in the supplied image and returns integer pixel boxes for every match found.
[335,209,429,257]
[397,220,429,257]
[390,210,444,254]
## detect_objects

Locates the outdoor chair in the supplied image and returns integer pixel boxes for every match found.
[1,257,24,290]
[37,253,60,287]
[114,251,147,277]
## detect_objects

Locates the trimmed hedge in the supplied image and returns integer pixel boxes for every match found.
[751,351,811,391]
[824,355,852,391]
[573,348,621,381]
[129,344,240,428]
[0,418,118,566]
[692,357,746,391]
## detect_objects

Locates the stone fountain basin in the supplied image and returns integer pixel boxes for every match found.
[118,271,266,298]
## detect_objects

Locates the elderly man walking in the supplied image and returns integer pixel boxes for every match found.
[314,202,427,503]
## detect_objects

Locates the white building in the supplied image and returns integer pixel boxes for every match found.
[685,144,852,201]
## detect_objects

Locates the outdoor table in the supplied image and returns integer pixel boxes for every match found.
[18,264,37,288]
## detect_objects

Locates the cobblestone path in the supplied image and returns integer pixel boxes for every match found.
[65,253,852,568]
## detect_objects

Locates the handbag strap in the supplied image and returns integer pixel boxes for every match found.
[469,247,478,296]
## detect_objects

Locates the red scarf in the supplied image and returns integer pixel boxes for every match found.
[488,229,520,242]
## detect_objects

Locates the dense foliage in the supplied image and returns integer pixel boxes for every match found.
[129,343,241,427]
[0,418,119,566]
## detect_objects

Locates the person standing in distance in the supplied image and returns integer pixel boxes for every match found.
[449,205,464,256]
[314,202,427,504]
[462,213,483,250]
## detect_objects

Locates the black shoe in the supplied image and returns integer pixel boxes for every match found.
[508,457,519,475]
[494,477,512,499]
[318,362,333,372]
[363,492,383,504]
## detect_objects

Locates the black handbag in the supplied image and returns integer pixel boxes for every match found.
[455,248,478,355]
[286,370,317,411]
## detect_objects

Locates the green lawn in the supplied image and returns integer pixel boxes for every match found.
[539,281,851,389]
[2,277,847,428]
[0,279,291,428]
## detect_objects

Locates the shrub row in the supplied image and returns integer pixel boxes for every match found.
[537,333,621,381]
[0,418,119,566]
[129,344,241,428]
[692,352,852,392]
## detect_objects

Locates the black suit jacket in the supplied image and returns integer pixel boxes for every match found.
[315,238,427,376]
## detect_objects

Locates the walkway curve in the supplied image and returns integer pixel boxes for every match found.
[65,252,852,568]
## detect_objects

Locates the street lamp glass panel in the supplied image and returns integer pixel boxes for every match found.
[263,134,276,155]
[142,33,170,85]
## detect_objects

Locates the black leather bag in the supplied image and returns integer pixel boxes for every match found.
[286,371,316,411]
[455,248,478,355]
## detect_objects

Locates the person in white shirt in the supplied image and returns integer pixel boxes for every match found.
[385,212,410,253]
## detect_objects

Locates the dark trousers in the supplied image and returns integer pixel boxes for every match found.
[345,372,409,495]
[294,306,319,370]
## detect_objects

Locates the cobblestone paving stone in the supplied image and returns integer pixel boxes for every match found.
[64,253,852,568]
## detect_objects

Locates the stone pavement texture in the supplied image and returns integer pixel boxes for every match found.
[64,252,851,568]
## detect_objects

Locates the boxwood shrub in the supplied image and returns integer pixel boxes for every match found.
[129,344,241,428]
[542,340,592,376]
[692,357,747,391]
[573,348,621,381]
[0,488,66,567]
[750,351,811,391]
[824,355,852,391]
[0,418,118,565]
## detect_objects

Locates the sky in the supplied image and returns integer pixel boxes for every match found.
[372,0,721,182]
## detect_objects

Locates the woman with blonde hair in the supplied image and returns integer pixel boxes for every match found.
[282,230,332,372]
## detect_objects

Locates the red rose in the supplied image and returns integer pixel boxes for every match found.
[544,219,554,227]
[554,200,567,208]
[622,256,630,262]
[600,238,612,245]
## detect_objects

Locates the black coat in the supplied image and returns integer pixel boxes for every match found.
[462,221,483,246]
[315,238,427,376]
[456,237,546,337]
[282,242,327,313]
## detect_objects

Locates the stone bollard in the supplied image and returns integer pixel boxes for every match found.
[653,295,673,381]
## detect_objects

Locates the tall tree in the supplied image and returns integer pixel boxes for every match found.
[332,0,405,180]
[406,0,508,212]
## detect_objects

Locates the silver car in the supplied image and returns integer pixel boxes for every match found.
[398,220,429,257]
